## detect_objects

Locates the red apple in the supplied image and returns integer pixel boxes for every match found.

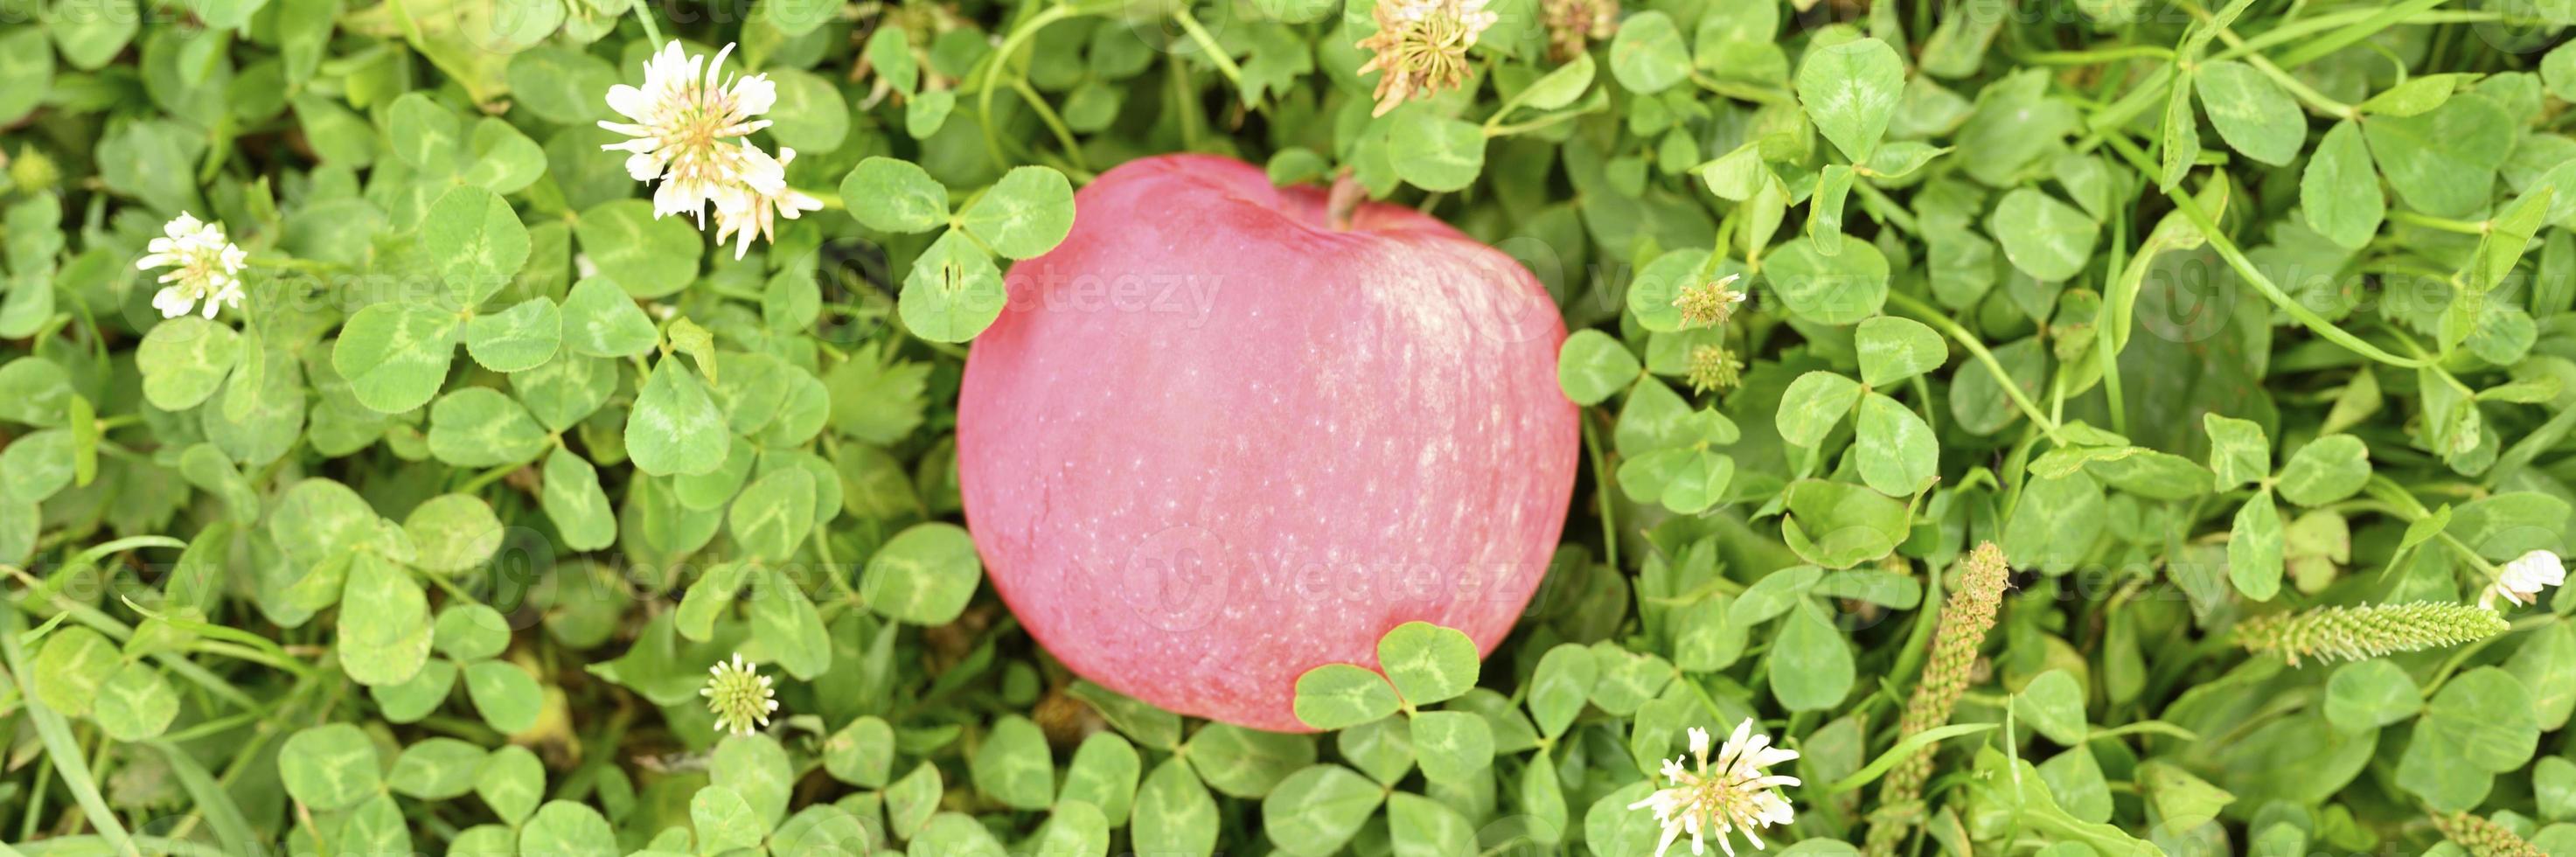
[956,154,1578,731]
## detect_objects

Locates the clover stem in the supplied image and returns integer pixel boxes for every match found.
[1848,181,1918,235]
[456,461,521,494]
[2009,45,2177,65]
[631,0,665,48]
[2074,0,2456,149]
[2098,199,2131,436]
[2240,52,2353,118]
[1009,77,1091,173]
[246,254,345,274]
[418,565,491,610]
[2190,13,2357,119]
[2489,397,2576,486]
[1582,410,1617,572]
[1168,52,1203,150]
[975,3,1082,169]
[2419,613,2556,698]
[1687,72,1794,107]
[1483,109,1589,138]
[2385,209,2488,235]
[1171,7,1246,96]
[2438,533,2501,577]
[811,507,865,606]
[1885,291,2068,445]
[2099,133,2435,369]
[1326,169,1365,232]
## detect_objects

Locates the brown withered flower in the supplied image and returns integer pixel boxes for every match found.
[1544,0,1617,62]
[1354,0,1500,116]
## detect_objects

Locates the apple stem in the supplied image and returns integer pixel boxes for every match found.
[1326,168,1363,232]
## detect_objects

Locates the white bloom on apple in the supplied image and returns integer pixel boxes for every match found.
[2481,549,2566,610]
[599,41,784,226]
[136,211,248,320]
[714,146,825,260]
[1628,720,1801,857]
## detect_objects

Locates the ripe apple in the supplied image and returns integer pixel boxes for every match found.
[956,154,1579,731]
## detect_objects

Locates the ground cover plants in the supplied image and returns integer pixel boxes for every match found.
[0,0,2574,850]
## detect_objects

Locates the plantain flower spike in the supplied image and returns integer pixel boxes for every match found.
[2432,810,2545,857]
[2234,602,2510,666]
[1863,541,2010,857]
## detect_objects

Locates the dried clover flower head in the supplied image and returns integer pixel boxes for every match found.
[1543,0,1617,61]
[1354,0,1499,116]
[1673,274,1748,328]
[701,653,780,736]
[1687,344,1742,394]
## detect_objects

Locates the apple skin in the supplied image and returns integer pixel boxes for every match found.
[956,154,1577,732]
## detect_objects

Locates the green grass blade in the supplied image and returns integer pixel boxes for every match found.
[143,741,259,856]
[0,606,138,857]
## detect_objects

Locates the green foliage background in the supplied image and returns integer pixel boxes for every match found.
[1,0,2575,851]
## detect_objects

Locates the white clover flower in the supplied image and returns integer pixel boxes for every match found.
[1673,274,1748,328]
[701,653,780,736]
[2481,550,2566,610]
[136,212,247,320]
[713,145,825,261]
[1628,720,1800,857]
[599,41,783,226]
[1378,0,1446,23]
